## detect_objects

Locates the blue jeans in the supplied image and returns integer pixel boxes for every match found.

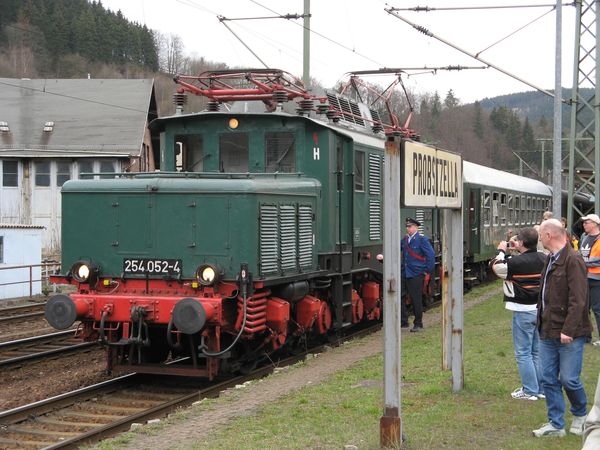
[539,337,588,429]
[512,310,542,396]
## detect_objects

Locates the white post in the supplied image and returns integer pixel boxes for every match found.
[442,210,452,370]
[450,208,464,392]
[380,138,402,447]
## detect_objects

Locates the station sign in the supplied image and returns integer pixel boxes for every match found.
[401,140,462,208]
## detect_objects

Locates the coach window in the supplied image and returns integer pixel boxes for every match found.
[483,191,491,226]
[2,160,18,187]
[526,196,531,224]
[34,161,50,187]
[265,132,295,173]
[508,194,514,225]
[220,133,248,172]
[354,151,365,192]
[492,192,499,226]
[520,195,526,225]
[56,161,71,187]
[176,134,204,172]
[515,196,521,224]
[500,193,507,226]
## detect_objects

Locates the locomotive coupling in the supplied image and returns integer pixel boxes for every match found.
[45,294,90,329]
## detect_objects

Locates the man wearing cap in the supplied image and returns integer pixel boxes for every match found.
[490,227,546,401]
[401,217,435,332]
[579,213,600,346]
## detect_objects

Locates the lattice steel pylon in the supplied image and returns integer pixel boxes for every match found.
[567,0,600,226]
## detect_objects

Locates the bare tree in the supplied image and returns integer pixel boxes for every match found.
[156,32,186,74]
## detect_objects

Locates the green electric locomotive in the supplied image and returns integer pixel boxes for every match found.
[46,70,424,378]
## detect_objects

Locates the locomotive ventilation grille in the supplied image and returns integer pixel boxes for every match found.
[259,203,314,276]
[369,153,382,240]
[326,92,365,127]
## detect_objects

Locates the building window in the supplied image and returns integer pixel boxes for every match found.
[2,160,18,187]
[56,162,71,187]
[99,161,116,179]
[354,151,365,192]
[35,161,51,186]
[265,132,295,173]
[78,160,94,178]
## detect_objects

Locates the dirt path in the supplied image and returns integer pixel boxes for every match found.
[100,286,501,450]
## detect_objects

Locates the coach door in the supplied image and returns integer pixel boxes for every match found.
[467,188,480,255]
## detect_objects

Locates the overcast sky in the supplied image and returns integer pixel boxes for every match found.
[99,0,577,104]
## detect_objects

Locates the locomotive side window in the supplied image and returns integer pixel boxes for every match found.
[175,135,204,172]
[483,191,490,226]
[2,160,18,187]
[220,133,248,172]
[492,192,499,226]
[265,132,295,173]
[354,151,365,192]
[500,193,507,226]
[508,194,514,226]
[35,161,50,187]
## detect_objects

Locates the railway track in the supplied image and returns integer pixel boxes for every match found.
[0,323,381,449]
[0,303,46,324]
[0,330,96,368]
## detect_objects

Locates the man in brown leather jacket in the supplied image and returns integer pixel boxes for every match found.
[532,219,592,438]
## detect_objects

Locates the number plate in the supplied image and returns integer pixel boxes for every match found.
[123,258,182,275]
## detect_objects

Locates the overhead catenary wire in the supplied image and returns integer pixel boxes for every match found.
[384,7,566,102]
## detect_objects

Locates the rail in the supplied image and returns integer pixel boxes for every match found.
[0,260,61,298]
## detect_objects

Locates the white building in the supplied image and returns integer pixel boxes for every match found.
[0,223,44,299]
[0,78,158,257]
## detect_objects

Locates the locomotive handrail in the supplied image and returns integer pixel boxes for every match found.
[0,261,61,298]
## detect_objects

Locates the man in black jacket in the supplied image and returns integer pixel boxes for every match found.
[491,227,546,401]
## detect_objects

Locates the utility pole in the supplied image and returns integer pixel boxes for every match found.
[553,0,562,219]
[567,0,600,226]
[303,0,311,89]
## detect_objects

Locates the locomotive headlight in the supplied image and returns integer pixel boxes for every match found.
[228,118,239,129]
[196,264,221,286]
[71,260,99,283]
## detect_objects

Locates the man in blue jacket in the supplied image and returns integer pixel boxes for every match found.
[401,217,435,332]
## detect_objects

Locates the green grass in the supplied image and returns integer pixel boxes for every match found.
[191,286,600,450]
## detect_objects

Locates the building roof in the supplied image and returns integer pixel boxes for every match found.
[0,223,45,229]
[0,78,156,158]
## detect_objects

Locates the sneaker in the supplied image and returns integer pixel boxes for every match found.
[409,326,423,333]
[570,415,586,435]
[537,393,546,399]
[592,340,600,346]
[532,422,566,437]
[511,387,538,401]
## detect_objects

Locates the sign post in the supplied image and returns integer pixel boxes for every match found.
[380,138,403,447]
[380,139,463,448]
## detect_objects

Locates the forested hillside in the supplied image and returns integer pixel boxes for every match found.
[0,0,564,180]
